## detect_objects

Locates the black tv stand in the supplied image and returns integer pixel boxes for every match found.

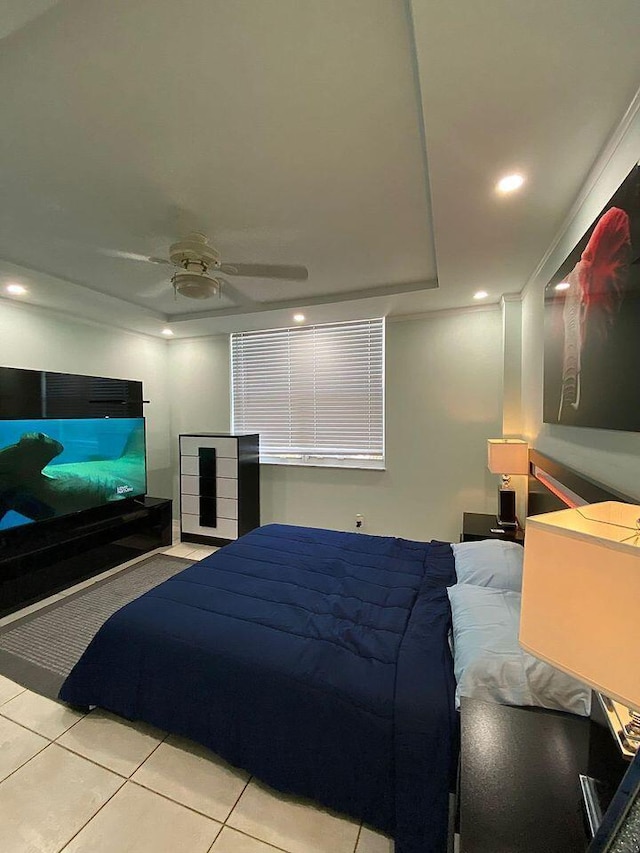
[0,497,172,617]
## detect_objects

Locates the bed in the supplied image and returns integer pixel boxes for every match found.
[59,451,621,853]
[59,523,458,853]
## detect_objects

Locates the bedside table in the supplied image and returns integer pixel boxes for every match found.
[458,698,626,853]
[461,512,524,544]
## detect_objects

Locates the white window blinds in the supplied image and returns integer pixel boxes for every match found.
[231,318,384,468]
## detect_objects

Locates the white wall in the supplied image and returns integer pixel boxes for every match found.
[168,307,504,542]
[0,299,172,498]
[521,96,640,499]
[168,334,231,510]
[0,296,507,539]
[501,297,523,436]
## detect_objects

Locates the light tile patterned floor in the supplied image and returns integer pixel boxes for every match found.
[0,677,384,853]
[0,536,404,853]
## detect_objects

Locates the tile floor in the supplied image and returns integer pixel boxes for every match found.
[0,529,396,853]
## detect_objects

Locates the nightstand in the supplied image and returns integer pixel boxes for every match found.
[458,698,626,853]
[461,511,524,544]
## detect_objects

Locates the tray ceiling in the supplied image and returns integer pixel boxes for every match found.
[0,0,638,337]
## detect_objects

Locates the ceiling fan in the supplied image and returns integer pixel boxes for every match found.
[105,232,309,300]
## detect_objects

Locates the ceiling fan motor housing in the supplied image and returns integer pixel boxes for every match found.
[169,232,220,270]
[160,230,307,298]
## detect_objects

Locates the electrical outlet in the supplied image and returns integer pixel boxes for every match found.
[355,514,364,530]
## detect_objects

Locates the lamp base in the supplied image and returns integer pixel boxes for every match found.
[495,516,519,529]
[624,713,640,744]
[497,488,517,528]
[580,774,617,838]
[597,693,639,760]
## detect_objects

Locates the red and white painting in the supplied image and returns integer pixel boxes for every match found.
[544,164,640,431]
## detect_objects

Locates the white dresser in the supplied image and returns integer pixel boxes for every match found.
[179,433,260,545]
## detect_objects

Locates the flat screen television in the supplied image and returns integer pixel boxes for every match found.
[0,417,146,531]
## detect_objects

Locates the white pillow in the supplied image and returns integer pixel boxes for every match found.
[447,583,591,716]
[452,539,524,592]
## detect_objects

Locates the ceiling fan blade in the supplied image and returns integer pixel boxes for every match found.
[98,248,173,266]
[219,263,308,281]
[217,277,256,307]
[137,279,174,298]
[51,237,173,266]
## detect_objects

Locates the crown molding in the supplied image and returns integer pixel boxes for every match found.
[388,301,500,324]
[524,83,640,295]
[0,294,164,344]
[501,292,523,304]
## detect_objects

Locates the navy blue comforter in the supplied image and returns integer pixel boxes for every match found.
[60,524,457,853]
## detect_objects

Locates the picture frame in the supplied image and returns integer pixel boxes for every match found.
[543,164,640,432]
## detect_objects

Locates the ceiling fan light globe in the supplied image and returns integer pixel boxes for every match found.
[171,270,220,299]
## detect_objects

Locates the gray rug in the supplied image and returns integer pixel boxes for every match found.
[0,553,193,700]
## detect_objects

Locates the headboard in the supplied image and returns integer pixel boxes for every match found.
[527,449,635,516]
[526,450,639,767]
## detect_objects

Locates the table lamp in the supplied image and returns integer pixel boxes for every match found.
[486,439,529,528]
[520,502,640,845]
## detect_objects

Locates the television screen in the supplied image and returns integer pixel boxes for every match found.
[0,417,146,531]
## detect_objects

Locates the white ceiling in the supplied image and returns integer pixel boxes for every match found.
[0,0,59,40]
[0,0,639,338]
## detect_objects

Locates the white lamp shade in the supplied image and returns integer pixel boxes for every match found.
[487,439,529,475]
[520,502,640,713]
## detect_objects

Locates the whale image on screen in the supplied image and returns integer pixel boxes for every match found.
[0,417,146,530]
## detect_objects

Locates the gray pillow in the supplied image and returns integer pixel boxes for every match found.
[447,583,591,716]
[452,539,524,592]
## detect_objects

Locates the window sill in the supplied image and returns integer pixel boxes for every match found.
[261,456,385,471]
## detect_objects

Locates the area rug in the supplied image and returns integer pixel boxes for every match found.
[0,553,193,700]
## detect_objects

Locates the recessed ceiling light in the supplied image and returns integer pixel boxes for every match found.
[161,328,174,336]
[496,173,525,194]
[555,281,570,291]
[6,283,27,295]
[293,313,305,323]
[473,291,488,300]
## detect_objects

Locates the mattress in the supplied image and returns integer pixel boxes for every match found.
[59,523,457,853]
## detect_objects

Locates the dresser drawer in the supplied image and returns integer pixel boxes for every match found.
[181,513,238,541]
[180,455,238,479]
[216,478,238,499]
[180,436,238,458]
[181,475,199,496]
[180,456,199,476]
[216,457,238,479]
[181,475,238,500]
[181,495,238,520]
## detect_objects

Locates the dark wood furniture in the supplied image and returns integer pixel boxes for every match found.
[455,453,634,852]
[528,450,635,509]
[0,366,174,616]
[459,698,627,853]
[461,512,524,544]
[0,365,144,419]
[179,433,260,546]
[0,497,173,617]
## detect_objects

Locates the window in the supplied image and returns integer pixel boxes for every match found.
[231,318,384,468]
